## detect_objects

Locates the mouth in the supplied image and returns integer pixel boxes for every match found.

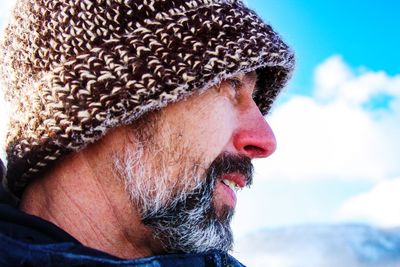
[216,172,246,208]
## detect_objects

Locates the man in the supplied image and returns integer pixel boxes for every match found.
[0,0,294,266]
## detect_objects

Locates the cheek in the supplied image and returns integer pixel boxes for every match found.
[159,90,237,163]
[189,106,236,161]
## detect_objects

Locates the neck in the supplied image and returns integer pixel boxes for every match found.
[19,128,162,259]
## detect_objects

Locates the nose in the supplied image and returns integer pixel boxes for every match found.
[232,105,277,159]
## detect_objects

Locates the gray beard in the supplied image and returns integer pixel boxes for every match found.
[113,147,234,253]
[141,168,234,253]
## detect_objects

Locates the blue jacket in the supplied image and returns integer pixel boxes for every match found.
[0,204,245,267]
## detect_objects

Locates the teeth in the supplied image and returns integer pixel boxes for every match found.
[222,179,239,192]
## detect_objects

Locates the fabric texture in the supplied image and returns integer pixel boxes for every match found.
[0,204,245,266]
[0,0,295,196]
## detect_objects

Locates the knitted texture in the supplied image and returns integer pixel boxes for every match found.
[0,0,295,196]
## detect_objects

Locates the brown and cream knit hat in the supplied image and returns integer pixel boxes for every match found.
[0,0,295,196]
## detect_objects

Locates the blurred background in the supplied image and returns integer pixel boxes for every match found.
[0,1,400,266]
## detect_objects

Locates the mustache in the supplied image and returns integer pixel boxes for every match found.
[143,152,254,219]
[206,152,254,188]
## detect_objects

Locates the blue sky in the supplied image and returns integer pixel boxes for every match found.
[247,0,400,96]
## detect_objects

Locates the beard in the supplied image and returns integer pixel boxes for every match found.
[114,143,253,253]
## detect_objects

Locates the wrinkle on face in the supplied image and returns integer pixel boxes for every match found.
[111,71,263,253]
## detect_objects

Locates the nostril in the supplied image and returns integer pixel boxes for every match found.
[243,145,268,157]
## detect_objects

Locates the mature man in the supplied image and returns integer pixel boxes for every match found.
[0,0,294,266]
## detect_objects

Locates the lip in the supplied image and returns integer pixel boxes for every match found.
[220,172,247,188]
[214,172,247,208]
[217,180,237,207]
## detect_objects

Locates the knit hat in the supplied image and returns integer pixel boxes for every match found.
[0,0,295,196]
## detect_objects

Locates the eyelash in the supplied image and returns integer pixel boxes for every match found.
[227,78,242,92]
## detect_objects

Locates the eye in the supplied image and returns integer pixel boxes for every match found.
[226,77,242,95]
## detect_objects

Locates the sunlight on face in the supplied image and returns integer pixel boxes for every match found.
[112,72,266,253]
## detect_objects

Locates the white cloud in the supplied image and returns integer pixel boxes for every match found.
[256,55,400,182]
[314,55,400,105]
[336,177,400,227]
[249,56,400,229]
[233,224,400,267]
[314,55,354,100]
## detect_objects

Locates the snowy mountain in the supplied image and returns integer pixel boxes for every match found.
[233,224,400,267]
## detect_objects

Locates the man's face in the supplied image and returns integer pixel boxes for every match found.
[114,71,276,253]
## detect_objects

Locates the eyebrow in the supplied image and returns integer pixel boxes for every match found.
[243,71,259,97]
[227,71,258,96]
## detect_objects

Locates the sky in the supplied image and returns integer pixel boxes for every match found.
[245,0,400,96]
[0,0,399,251]
[230,0,400,237]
